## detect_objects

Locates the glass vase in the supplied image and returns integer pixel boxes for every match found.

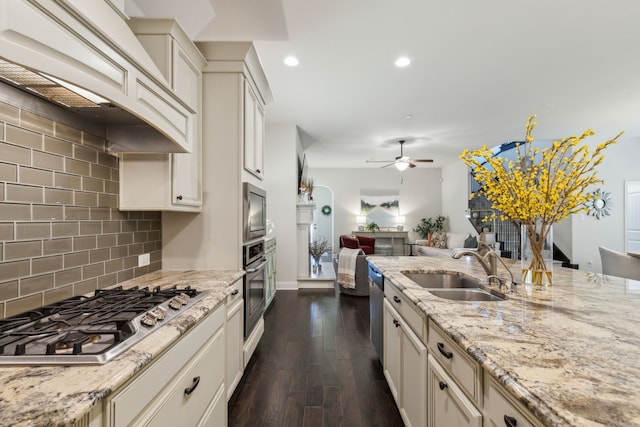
[521,222,553,286]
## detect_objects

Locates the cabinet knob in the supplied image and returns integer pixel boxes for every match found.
[393,319,400,328]
[256,169,261,174]
[438,381,448,391]
[393,296,401,303]
[176,195,183,201]
[231,289,239,296]
[437,342,453,359]
[184,376,200,395]
[504,415,517,427]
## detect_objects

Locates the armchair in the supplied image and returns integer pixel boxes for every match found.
[339,235,375,255]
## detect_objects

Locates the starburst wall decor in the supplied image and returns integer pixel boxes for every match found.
[585,188,612,219]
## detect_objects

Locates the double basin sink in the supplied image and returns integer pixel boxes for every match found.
[403,272,504,302]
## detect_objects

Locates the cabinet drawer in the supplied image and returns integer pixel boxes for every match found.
[106,304,225,426]
[385,283,425,341]
[484,377,540,427]
[227,279,243,308]
[144,325,225,426]
[265,238,276,252]
[428,321,482,405]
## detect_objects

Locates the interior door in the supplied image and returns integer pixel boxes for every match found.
[626,181,640,252]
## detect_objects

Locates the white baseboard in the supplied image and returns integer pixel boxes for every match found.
[276,281,299,290]
[275,280,335,290]
[297,280,334,289]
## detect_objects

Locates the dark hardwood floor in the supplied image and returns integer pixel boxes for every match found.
[228,288,404,427]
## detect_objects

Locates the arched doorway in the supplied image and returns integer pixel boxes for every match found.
[312,185,335,258]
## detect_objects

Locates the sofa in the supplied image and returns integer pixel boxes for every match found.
[333,254,369,296]
[415,232,478,258]
[339,235,375,255]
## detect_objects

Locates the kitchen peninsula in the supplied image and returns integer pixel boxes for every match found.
[370,255,640,426]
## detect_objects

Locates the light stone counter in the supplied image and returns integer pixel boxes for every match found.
[368,255,640,427]
[0,269,244,427]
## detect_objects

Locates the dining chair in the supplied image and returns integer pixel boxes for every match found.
[598,246,640,281]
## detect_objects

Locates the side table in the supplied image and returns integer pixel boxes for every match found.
[404,243,418,256]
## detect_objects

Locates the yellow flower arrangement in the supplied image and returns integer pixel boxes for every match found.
[460,115,623,285]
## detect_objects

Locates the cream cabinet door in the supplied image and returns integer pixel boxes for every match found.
[383,299,402,402]
[243,82,264,179]
[428,355,482,427]
[400,314,428,427]
[265,239,276,308]
[226,296,244,400]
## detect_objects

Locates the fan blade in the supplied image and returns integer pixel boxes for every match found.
[412,159,434,163]
[381,162,396,168]
[366,159,395,163]
[409,163,417,168]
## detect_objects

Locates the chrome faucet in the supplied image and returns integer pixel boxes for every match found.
[453,242,514,290]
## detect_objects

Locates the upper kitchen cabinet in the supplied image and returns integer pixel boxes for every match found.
[244,82,265,179]
[127,19,203,112]
[196,42,274,183]
[119,19,206,211]
[161,42,273,270]
[0,0,195,153]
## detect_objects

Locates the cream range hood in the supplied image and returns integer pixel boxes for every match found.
[0,0,196,153]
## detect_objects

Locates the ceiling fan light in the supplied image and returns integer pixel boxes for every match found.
[395,160,410,171]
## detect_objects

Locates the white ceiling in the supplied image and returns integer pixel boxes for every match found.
[127,0,640,169]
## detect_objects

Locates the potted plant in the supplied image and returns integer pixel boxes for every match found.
[413,215,446,244]
[309,237,328,272]
[365,222,380,232]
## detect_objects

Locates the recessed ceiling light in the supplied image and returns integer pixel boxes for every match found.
[404,114,413,119]
[284,56,299,67]
[395,56,411,68]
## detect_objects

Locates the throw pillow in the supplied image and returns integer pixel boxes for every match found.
[416,239,429,246]
[431,231,447,249]
[447,232,469,249]
[464,235,478,248]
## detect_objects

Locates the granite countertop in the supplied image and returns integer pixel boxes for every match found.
[0,269,244,427]
[368,255,640,427]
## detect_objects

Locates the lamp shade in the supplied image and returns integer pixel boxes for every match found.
[396,215,406,224]
[356,215,367,224]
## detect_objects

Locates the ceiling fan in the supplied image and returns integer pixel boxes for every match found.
[366,140,434,171]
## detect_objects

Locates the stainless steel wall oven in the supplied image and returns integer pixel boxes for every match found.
[243,239,266,338]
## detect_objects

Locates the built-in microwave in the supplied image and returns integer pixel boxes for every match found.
[243,182,267,242]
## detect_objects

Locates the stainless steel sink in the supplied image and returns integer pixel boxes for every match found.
[427,289,504,302]
[403,272,480,289]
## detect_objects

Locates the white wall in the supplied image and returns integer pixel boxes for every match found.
[570,135,640,272]
[441,160,477,237]
[308,167,442,249]
[264,124,299,289]
[440,135,640,273]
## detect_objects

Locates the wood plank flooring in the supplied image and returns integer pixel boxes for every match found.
[228,288,404,427]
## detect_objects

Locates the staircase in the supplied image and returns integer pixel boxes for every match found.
[467,191,576,268]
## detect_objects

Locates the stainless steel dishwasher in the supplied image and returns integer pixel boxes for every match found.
[368,262,384,364]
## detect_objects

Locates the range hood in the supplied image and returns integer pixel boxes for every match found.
[0,0,196,153]
[0,59,181,153]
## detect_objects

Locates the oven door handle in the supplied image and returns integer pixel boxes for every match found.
[245,260,267,273]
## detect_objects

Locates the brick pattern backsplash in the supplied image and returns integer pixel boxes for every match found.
[0,100,162,319]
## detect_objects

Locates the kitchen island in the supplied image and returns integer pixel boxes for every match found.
[369,255,640,427]
[0,270,243,427]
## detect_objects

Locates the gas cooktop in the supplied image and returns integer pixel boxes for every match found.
[0,286,207,365]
